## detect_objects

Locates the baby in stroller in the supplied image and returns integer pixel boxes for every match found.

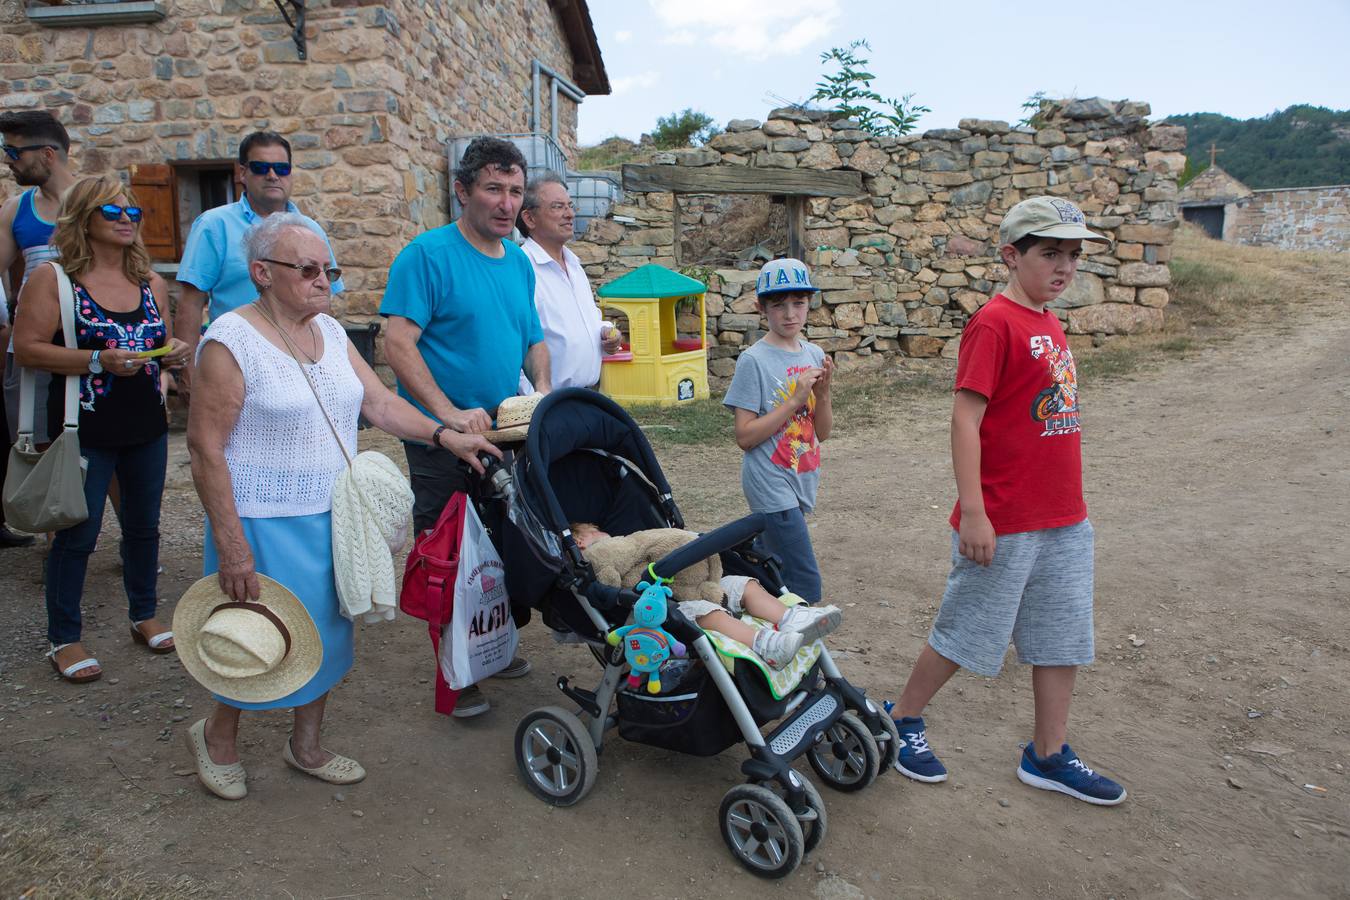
[500,389,899,879]
[570,522,843,670]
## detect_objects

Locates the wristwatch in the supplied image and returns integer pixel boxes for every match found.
[88,350,103,374]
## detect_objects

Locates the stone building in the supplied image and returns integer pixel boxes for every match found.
[1177,164,1252,241]
[1180,166,1349,252]
[570,98,1185,387]
[0,0,609,325]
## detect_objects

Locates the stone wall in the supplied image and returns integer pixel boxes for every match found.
[378,0,577,235]
[0,0,580,323]
[1230,186,1350,252]
[571,98,1185,386]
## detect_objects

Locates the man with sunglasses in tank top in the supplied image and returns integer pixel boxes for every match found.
[174,132,342,405]
[0,112,76,547]
[1,112,76,469]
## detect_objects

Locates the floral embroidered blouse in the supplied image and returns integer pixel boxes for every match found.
[47,280,168,448]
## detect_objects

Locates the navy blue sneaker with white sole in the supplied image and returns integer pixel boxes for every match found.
[1017,742,1126,806]
[882,702,948,783]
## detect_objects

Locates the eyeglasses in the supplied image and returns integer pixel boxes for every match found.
[262,258,341,282]
[98,204,143,223]
[543,201,577,213]
[245,160,293,177]
[2,144,60,161]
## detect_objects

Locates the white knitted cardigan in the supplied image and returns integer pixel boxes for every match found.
[331,451,413,623]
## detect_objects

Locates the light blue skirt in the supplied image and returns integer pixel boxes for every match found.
[203,511,354,711]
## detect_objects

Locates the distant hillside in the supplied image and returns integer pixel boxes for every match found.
[1165,105,1350,189]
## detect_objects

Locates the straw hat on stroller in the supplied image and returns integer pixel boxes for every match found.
[173,574,322,704]
[486,393,542,444]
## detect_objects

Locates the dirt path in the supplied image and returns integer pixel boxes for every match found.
[2,269,1347,899]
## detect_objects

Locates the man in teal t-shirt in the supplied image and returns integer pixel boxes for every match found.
[381,137,550,718]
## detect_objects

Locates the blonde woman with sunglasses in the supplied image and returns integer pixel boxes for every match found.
[13,174,190,684]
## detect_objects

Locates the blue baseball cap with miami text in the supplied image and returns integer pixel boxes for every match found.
[755,257,819,298]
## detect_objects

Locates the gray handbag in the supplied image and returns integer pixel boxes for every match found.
[2,261,89,533]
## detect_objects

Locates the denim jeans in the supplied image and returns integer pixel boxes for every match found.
[46,434,166,645]
[762,505,822,603]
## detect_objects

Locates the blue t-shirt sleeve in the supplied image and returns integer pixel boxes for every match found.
[177,214,223,292]
[380,242,436,328]
[723,350,762,414]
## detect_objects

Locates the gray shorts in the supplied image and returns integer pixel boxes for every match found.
[929,520,1095,677]
[677,575,754,621]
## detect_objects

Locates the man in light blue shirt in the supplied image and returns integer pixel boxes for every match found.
[174,131,341,403]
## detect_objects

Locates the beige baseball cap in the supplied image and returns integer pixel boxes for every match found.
[999,196,1110,246]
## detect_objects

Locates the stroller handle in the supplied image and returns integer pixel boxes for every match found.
[650,513,767,583]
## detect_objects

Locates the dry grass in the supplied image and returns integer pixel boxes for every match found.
[629,366,946,449]
[1074,223,1342,381]
[0,822,206,900]
[635,225,1346,445]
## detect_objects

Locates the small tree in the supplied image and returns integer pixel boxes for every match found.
[810,40,929,136]
[1017,91,1051,128]
[652,109,721,149]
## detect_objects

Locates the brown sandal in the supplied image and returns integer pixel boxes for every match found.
[47,643,102,684]
[130,620,175,654]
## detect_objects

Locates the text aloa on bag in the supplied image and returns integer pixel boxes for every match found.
[437,498,518,689]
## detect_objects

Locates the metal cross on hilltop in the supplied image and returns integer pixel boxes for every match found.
[1208,143,1223,167]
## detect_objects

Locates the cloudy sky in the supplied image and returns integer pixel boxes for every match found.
[578,0,1350,145]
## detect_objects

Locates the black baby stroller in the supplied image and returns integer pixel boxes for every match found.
[476,389,900,879]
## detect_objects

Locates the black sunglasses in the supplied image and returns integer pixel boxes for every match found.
[99,204,143,223]
[246,160,292,177]
[2,144,59,161]
[262,258,341,282]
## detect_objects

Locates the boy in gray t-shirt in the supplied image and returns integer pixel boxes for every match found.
[723,258,833,602]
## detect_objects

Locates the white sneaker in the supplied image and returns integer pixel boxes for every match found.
[751,628,804,671]
[777,604,842,643]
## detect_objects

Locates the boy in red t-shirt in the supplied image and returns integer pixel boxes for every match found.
[885,196,1126,806]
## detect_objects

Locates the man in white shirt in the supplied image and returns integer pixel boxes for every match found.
[518,173,621,390]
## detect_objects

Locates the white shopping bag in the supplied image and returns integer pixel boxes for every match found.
[438,500,517,689]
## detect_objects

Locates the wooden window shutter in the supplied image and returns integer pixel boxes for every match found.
[129,164,181,262]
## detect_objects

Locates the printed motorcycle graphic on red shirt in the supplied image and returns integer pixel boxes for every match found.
[1029,336,1081,437]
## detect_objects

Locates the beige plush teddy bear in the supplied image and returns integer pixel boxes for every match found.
[574,525,724,606]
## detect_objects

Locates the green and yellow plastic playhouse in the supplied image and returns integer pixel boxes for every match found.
[597,263,709,406]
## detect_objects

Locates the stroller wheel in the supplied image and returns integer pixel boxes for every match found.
[806,712,880,793]
[873,708,903,773]
[514,706,598,807]
[760,770,828,855]
[719,783,805,879]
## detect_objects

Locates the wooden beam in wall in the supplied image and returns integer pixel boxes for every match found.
[785,195,807,260]
[622,164,864,198]
[671,195,682,266]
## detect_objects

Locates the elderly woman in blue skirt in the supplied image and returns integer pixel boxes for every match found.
[186,213,500,800]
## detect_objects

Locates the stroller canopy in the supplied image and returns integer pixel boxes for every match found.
[519,389,682,543]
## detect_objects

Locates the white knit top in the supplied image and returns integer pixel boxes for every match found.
[202,311,363,519]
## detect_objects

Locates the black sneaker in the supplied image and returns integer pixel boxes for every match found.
[451,684,490,718]
[0,525,35,548]
[491,656,531,679]
[1017,742,1126,806]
